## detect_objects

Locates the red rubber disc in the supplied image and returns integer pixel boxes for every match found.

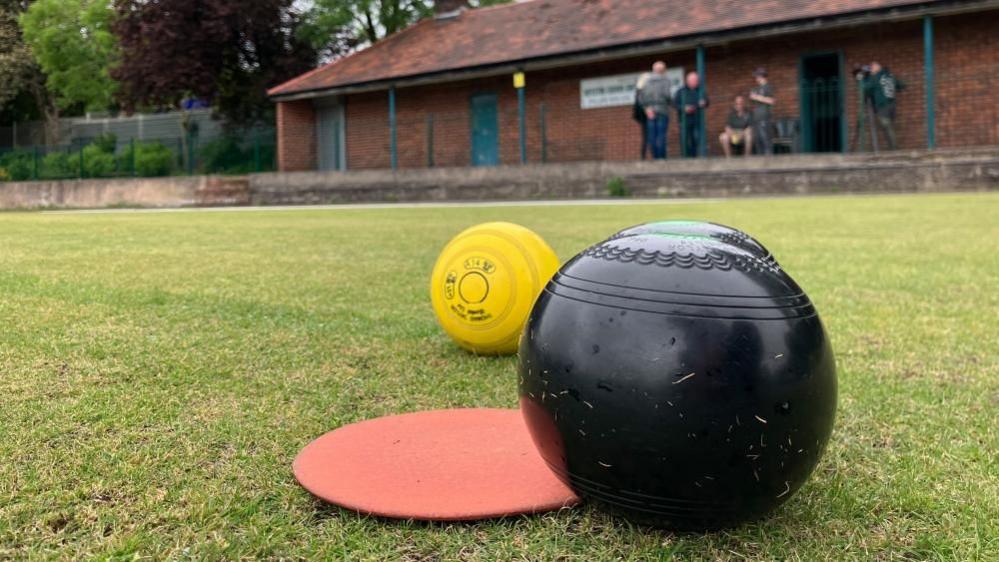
[293,408,580,521]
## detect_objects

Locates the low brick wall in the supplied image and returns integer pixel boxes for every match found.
[250,149,999,205]
[0,175,249,209]
[1,149,996,210]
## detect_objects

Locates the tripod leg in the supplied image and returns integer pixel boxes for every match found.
[867,104,879,153]
[853,108,865,153]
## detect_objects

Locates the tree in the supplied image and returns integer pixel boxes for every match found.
[0,2,33,109]
[300,0,510,60]
[0,0,62,144]
[111,0,317,128]
[296,2,362,62]
[302,0,432,50]
[19,0,117,112]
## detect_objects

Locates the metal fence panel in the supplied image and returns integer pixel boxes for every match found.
[0,128,276,182]
[0,109,226,150]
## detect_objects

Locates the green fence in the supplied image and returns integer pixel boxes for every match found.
[0,131,276,182]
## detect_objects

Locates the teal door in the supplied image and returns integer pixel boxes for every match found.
[316,102,345,170]
[470,94,499,166]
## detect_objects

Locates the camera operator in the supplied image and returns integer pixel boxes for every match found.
[866,61,905,150]
[852,64,875,152]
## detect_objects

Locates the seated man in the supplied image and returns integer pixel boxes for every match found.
[720,95,753,157]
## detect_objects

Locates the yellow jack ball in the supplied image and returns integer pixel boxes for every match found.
[430,222,559,355]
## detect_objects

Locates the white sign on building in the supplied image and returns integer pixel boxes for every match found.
[579,69,685,109]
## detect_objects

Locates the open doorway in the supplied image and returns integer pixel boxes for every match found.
[799,53,845,153]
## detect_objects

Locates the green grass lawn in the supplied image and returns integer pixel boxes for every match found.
[1,193,997,560]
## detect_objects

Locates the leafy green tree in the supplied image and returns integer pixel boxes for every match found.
[19,0,117,112]
[300,0,510,59]
[301,0,432,50]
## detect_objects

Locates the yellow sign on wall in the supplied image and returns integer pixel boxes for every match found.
[513,72,525,89]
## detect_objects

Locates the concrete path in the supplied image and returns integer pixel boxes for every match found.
[41,197,721,215]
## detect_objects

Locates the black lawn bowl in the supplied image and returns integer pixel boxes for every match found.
[518,225,836,529]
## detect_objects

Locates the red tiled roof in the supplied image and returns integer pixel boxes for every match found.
[270,0,936,96]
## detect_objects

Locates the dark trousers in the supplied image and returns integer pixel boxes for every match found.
[754,119,773,155]
[875,103,898,150]
[646,114,669,159]
[681,122,701,157]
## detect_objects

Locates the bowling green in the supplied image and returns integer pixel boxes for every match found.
[0,192,996,560]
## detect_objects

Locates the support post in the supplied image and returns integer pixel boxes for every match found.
[188,130,196,175]
[696,45,707,157]
[514,71,527,164]
[426,113,435,168]
[253,129,261,173]
[388,87,398,170]
[923,15,935,149]
[539,102,547,163]
[518,87,527,164]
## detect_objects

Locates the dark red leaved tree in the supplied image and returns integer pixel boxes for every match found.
[112,0,316,128]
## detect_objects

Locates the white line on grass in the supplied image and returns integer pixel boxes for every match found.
[41,198,720,215]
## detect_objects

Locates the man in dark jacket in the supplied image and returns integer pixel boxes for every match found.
[674,71,709,157]
[866,61,905,150]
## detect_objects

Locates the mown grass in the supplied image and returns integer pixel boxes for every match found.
[0,193,996,561]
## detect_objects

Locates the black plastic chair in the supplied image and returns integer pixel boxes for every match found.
[772,117,800,154]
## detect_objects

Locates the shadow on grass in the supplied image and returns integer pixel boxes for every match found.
[300,477,852,539]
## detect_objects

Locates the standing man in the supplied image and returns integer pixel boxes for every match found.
[674,71,709,158]
[749,68,775,155]
[638,61,673,160]
[867,61,905,150]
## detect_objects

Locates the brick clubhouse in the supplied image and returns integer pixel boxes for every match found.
[269,0,999,171]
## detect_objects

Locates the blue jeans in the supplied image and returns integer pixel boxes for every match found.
[646,114,669,159]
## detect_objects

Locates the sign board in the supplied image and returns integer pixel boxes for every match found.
[580,69,684,109]
[513,72,525,89]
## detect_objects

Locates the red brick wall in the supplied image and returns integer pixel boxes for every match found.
[935,12,999,148]
[343,94,391,169]
[279,10,998,171]
[276,100,317,171]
